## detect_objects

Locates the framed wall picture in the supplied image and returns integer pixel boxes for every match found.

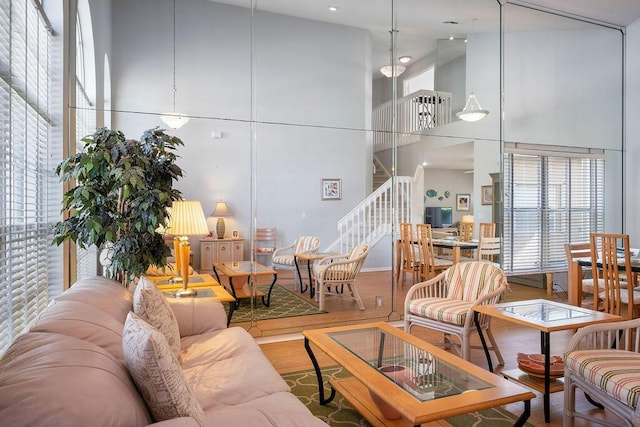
[321,178,342,200]
[232,230,240,238]
[481,185,493,205]
[456,194,470,211]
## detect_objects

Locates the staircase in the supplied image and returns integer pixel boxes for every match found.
[373,155,391,191]
[332,166,424,254]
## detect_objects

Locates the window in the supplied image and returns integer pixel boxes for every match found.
[74,6,97,280]
[503,144,604,274]
[0,0,57,354]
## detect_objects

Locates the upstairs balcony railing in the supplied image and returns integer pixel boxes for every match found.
[373,89,453,152]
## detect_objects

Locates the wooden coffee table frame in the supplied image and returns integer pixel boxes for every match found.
[303,322,535,427]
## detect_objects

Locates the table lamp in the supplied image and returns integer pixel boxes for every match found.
[166,200,209,297]
[213,200,230,239]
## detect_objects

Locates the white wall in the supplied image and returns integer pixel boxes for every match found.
[625,17,640,246]
[109,0,372,268]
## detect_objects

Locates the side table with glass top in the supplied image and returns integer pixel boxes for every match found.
[473,299,622,423]
[294,251,339,298]
[147,273,236,326]
[212,261,277,308]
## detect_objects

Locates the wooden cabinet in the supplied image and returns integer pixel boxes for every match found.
[200,238,243,273]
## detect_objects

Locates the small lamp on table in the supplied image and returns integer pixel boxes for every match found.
[213,201,231,239]
[166,200,209,297]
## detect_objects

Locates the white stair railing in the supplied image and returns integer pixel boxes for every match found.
[373,89,452,152]
[336,176,412,253]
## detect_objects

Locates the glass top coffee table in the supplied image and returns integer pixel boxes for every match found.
[212,261,277,308]
[303,322,534,426]
[474,299,622,423]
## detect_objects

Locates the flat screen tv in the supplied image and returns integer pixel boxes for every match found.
[424,207,453,228]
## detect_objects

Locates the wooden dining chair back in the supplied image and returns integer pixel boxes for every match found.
[459,221,474,242]
[416,223,452,280]
[589,233,640,319]
[478,222,496,239]
[397,223,420,286]
[564,242,597,307]
[477,236,501,264]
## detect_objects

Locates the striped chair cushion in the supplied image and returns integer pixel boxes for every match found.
[407,297,473,326]
[565,349,640,409]
[272,255,295,266]
[294,236,320,254]
[445,262,505,301]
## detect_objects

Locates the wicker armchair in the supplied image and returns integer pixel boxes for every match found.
[271,236,320,290]
[313,244,370,311]
[564,317,640,426]
[404,261,508,364]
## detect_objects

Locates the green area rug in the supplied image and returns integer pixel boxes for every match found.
[229,284,325,323]
[283,366,533,427]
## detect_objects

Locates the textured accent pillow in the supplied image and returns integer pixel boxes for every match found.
[123,312,204,421]
[133,276,181,357]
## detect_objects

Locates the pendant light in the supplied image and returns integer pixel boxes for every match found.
[161,0,189,129]
[456,19,489,122]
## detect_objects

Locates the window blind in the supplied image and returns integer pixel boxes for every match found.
[0,0,54,355]
[503,147,604,274]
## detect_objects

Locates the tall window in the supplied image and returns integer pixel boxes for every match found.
[503,144,604,274]
[0,0,55,354]
[74,7,97,280]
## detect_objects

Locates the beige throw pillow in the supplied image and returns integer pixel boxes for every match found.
[123,312,204,421]
[133,276,181,357]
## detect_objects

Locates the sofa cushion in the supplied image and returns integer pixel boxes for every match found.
[133,276,181,357]
[57,276,133,322]
[123,312,204,422]
[407,297,473,326]
[0,331,152,426]
[29,299,126,363]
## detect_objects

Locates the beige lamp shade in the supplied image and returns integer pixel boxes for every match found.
[213,201,230,216]
[461,215,475,223]
[166,200,209,236]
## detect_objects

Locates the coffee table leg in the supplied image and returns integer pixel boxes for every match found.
[306,260,315,298]
[226,302,234,327]
[473,311,493,372]
[262,274,277,307]
[514,399,531,427]
[304,337,336,405]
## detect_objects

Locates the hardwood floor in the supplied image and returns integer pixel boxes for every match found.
[249,270,623,426]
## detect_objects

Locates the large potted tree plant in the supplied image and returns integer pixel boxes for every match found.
[53,127,184,285]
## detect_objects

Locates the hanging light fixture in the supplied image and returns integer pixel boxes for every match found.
[380,65,406,78]
[161,0,189,129]
[456,19,489,122]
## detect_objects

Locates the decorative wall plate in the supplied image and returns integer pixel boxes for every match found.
[444,191,451,198]
[426,189,437,198]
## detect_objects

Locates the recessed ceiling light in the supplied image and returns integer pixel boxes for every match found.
[328,6,338,12]
[449,36,454,40]
[399,56,412,64]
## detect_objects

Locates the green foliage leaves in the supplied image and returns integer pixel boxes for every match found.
[53,127,184,284]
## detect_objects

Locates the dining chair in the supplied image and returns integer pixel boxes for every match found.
[565,242,599,308]
[416,223,452,280]
[459,221,474,242]
[477,236,501,265]
[397,223,420,287]
[478,222,496,239]
[589,233,640,319]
